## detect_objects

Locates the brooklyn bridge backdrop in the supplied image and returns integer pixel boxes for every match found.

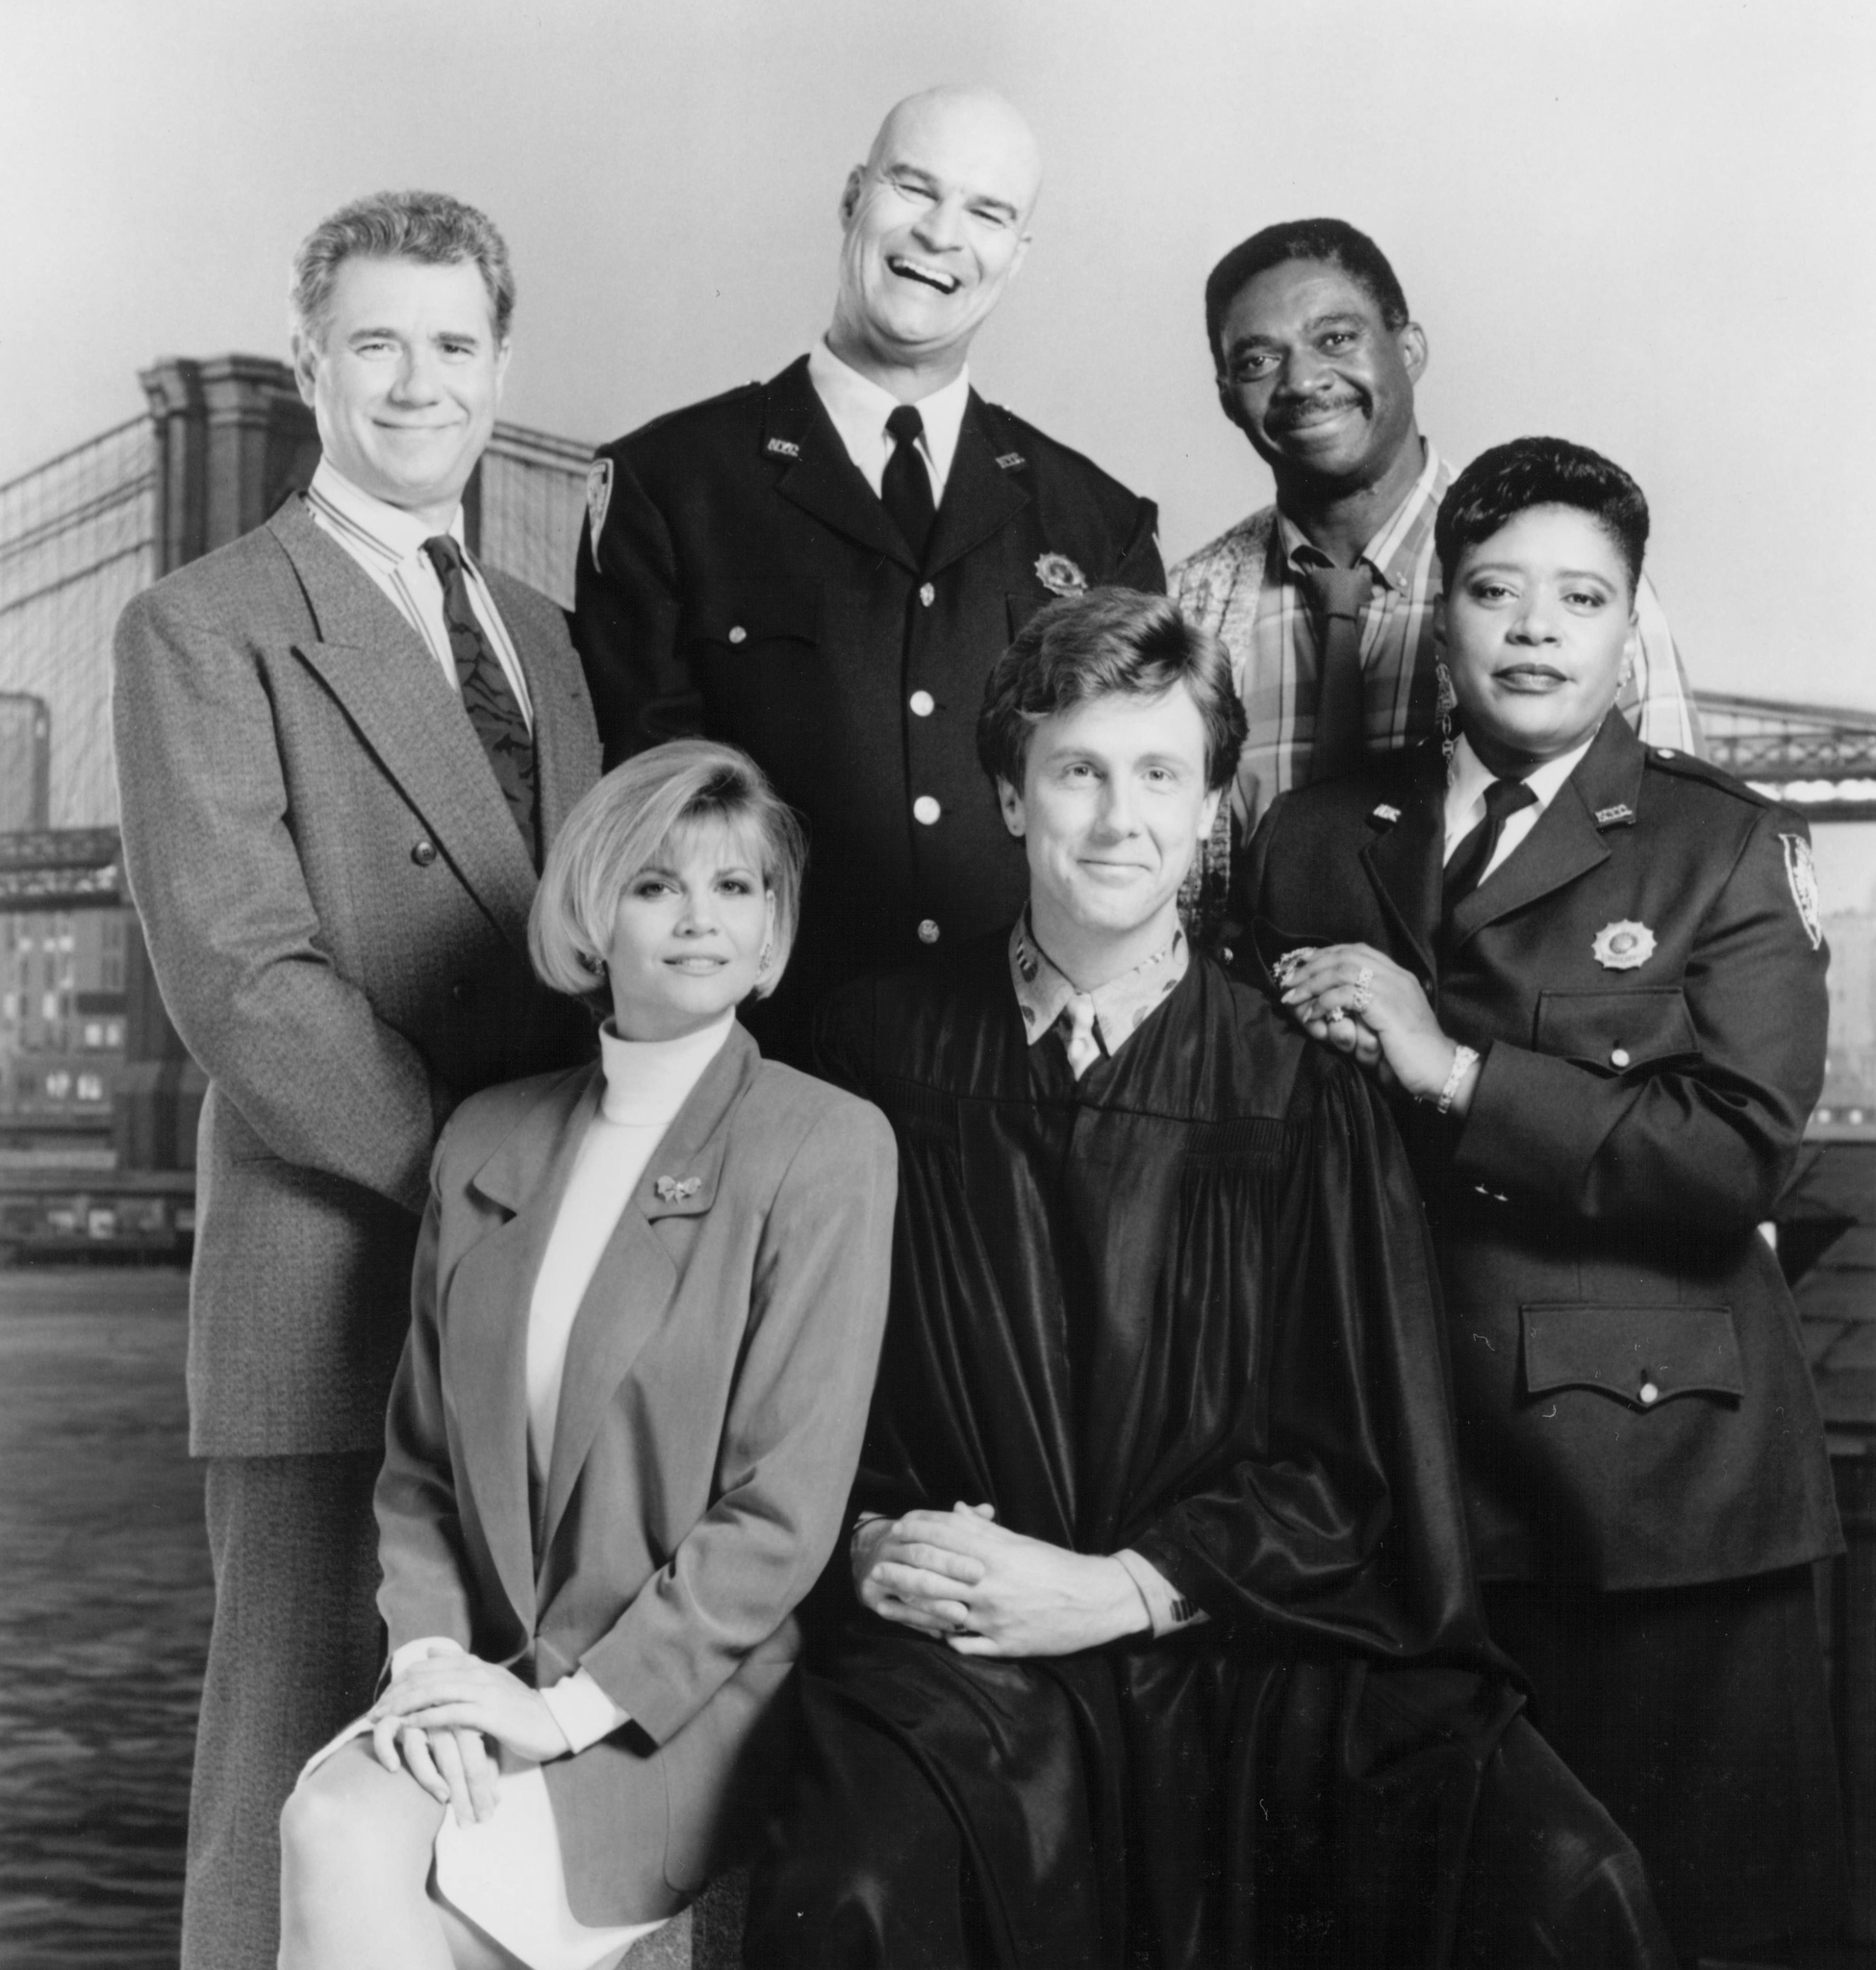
[5,367,1876,1965]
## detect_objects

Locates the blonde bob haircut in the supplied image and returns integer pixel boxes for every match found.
[529,740,806,1010]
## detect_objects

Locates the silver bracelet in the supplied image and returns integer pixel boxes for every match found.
[1436,1044,1480,1116]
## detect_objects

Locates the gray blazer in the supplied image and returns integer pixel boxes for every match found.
[377,1025,897,1925]
[113,497,601,1457]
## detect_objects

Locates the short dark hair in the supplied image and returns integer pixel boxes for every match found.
[1204,217,1409,368]
[1434,437,1650,590]
[291,189,516,348]
[977,588,1246,795]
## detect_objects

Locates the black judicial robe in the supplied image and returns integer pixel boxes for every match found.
[752,937,1667,1969]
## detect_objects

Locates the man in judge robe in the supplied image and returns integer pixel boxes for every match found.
[744,589,1670,1968]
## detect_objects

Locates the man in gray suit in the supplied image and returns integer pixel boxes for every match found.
[112,190,600,1969]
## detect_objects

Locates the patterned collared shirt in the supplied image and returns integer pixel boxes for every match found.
[1009,914,1189,1073]
[304,460,534,729]
[1170,441,1702,834]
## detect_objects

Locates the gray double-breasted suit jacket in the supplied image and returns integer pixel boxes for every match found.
[113,495,602,1457]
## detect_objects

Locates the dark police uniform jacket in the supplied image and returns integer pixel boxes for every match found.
[572,354,1162,1051]
[1241,713,1841,1591]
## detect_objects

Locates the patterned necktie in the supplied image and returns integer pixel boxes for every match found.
[421,535,539,867]
[1058,992,1102,1079]
[1443,775,1538,920]
[1297,561,1375,785]
[882,404,936,564]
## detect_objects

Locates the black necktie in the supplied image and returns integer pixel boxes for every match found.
[881,404,935,564]
[1443,775,1537,920]
[421,535,539,867]
[1297,561,1374,784]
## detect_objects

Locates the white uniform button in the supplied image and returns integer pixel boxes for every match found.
[909,690,935,718]
[913,796,941,825]
[727,625,747,644]
[919,582,936,607]
[1610,1046,1632,1069]
[1638,1379,1661,1406]
[917,919,941,944]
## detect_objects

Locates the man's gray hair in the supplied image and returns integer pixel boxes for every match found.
[290,189,516,347]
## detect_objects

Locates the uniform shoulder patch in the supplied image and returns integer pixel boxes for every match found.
[585,460,613,570]
[1779,832,1824,949]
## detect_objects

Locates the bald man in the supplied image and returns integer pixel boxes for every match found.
[573,86,1162,1056]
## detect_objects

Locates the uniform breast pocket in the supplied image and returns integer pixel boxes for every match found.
[678,579,822,657]
[1006,590,1049,641]
[1521,1302,1743,1411]
[1534,988,1699,1074]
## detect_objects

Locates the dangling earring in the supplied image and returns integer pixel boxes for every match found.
[1435,657,1458,786]
[756,939,773,973]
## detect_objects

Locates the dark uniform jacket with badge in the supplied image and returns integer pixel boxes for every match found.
[1241,713,1841,1591]
[571,354,1162,1052]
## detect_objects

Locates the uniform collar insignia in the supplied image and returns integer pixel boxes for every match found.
[765,437,801,459]
[995,451,1027,471]
[1369,803,1402,825]
[1594,802,1636,827]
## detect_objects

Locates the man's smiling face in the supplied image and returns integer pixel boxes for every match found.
[1215,258,1425,495]
[830,88,1040,379]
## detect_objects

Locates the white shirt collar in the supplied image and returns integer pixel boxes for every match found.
[307,458,465,568]
[806,339,971,492]
[1443,727,1599,852]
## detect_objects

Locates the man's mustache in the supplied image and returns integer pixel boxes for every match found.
[1266,391,1367,432]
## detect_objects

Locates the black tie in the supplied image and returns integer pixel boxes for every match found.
[881,404,936,564]
[421,535,540,867]
[1443,775,1537,920]
[1296,561,1374,784]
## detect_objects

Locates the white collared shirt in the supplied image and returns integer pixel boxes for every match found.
[1443,729,1599,885]
[806,339,970,503]
[304,460,534,729]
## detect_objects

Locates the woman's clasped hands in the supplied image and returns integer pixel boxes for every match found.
[367,1641,570,1826]
[1275,941,1479,1113]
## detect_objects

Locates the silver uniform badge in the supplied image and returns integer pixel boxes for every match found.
[1371,804,1402,824]
[1595,803,1635,827]
[1780,833,1823,949]
[765,437,800,459]
[585,460,613,571]
[1591,921,1657,970]
[1034,552,1088,597]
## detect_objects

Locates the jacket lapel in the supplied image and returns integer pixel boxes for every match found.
[445,1066,602,1632]
[481,569,597,850]
[922,394,1031,579]
[1358,746,1447,985]
[267,500,540,948]
[536,1026,763,1560]
[1448,713,1645,948]
[764,358,918,571]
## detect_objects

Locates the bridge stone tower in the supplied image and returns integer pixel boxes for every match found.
[116,358,322,1171]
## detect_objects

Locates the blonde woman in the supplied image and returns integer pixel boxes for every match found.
[278,740,896,1970]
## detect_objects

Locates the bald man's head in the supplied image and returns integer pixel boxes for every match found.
[827,85,1042,393]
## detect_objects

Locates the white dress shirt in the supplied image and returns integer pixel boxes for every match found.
[806,338,970,504]
[1443,729,1599,885]
[303,459,534,729]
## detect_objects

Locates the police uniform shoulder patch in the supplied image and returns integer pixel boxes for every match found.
[1779,832,1824,949]
[585,460,613,571]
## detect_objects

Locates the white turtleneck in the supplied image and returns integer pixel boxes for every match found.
[393,1009,736,1757]
[526,1010,734,1479]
